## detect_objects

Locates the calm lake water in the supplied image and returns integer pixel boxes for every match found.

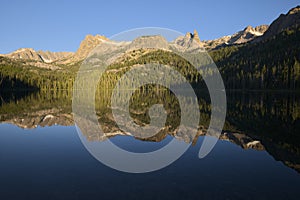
[0,90,299,200]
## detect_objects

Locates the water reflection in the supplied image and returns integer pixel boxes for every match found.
[0,89,299,172]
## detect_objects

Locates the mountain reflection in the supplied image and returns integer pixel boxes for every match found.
[0,89,299,172]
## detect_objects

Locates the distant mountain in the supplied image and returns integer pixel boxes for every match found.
[0,34,108,67]
[0,48,74,70]
[202,25,269,49]
[0,48,73,63]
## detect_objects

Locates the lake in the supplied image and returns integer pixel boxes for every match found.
[0,90,299,199]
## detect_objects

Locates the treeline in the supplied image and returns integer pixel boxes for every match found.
[94,49,206,90]
[210,26,300,90]
[0,57,76,91]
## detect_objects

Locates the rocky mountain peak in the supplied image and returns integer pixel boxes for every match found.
[74,34,108,60]
[129,35,169,50]
[184,32,192,39]
[182,30,201,43]
[229,25,268,43]
[244,25,253,32]
[193,29,201,43]
[255,25,269,33]
[173,29,204,51]
[201,24,268,49]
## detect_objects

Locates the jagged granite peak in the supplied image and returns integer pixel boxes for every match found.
[181,30,201,43]
[228,25,268,44]
[173,30,204,51]
[74,34,109,60]
[255,5,300,42]
[184,32,192,39]
[193,29,201,43]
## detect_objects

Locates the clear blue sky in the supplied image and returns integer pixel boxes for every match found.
[0,0,299,53]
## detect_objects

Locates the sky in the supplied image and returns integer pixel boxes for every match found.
[0,0,299,54]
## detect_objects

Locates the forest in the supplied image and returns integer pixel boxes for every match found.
[211,25,300,90]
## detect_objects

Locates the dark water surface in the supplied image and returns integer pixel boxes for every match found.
[0,90,299,200]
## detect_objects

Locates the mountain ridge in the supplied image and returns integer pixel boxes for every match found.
[201,25,269,49]
[0,5,299,68]
[0,24,269,65]
[0,48,74,63]
[255,5,300,42]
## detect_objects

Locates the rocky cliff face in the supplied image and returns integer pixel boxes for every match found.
[228,25,269,44]
[129,35,169,50]
[173,29,204,51]
[69,34,108,62]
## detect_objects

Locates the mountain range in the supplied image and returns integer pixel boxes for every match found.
[1,5,299,70]
[0,5,299,92]
[0,25,268,67]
